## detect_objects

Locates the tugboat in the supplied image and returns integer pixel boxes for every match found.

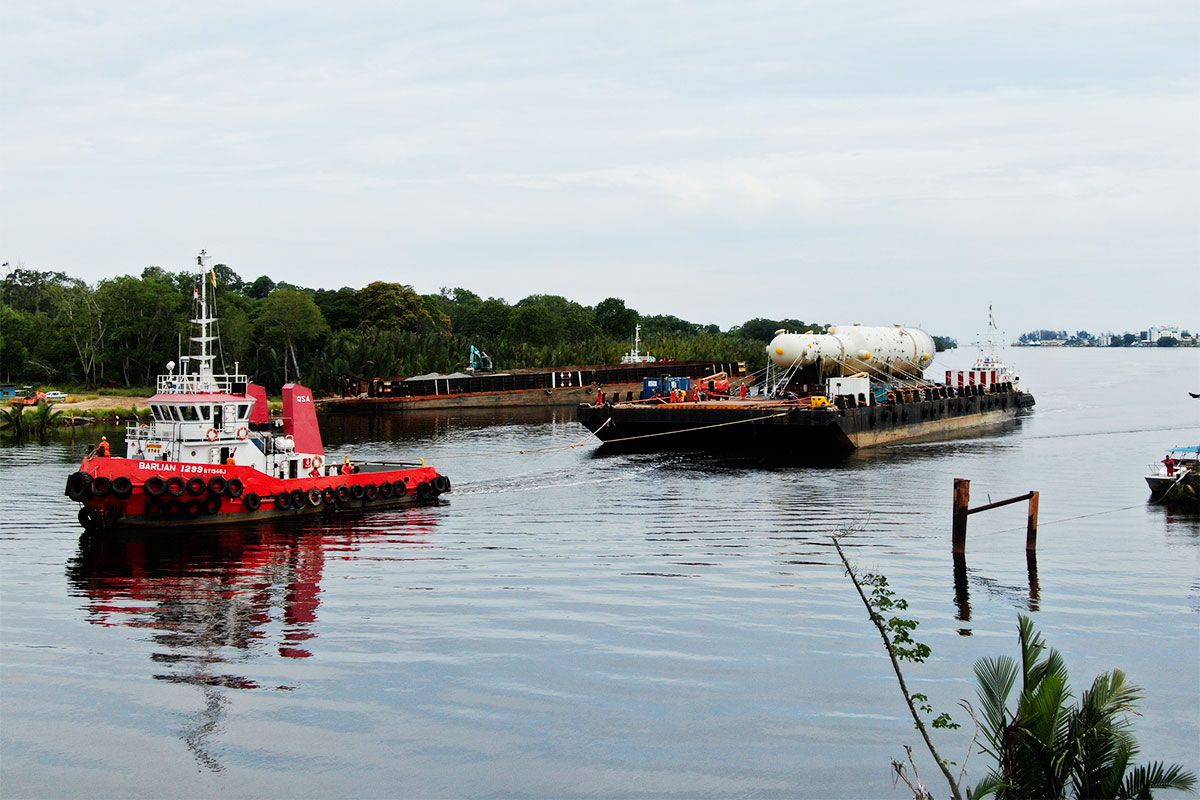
[64,251,451,532]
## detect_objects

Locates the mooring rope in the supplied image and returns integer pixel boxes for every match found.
[976,502,1147,537]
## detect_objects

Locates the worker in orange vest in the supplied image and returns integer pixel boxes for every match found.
[96,436,111,457]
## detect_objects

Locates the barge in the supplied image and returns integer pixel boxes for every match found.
[578,319,1035,455]
[328,360,750,412]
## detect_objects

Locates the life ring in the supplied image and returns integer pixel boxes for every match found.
[312,455,324,471]
[205,428,218,442]
[236,427,248,440]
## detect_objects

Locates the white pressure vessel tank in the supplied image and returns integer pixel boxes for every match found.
[767,324,936,378]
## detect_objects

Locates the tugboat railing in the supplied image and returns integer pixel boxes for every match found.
[156,372,248,395]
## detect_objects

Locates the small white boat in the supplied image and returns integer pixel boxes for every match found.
[1145,446,1199,499]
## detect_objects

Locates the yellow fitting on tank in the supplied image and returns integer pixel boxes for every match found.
[864,351,872,360]
[775,347,784,355]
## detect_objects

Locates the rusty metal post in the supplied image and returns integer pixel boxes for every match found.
[1026,491,1040,551]
[952,478,970,554]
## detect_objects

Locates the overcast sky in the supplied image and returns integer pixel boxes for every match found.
[2,1,1197,339]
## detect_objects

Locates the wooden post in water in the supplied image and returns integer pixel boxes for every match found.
[1026,491,1040,551]
[952,478,970,554]
[952,480,1040,554]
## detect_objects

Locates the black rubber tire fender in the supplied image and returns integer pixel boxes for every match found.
[322,487,337,505]
[433,475,450,493]
[184,500,203,518]
[65,471,93,501]
[204,496,222,514]
[186,477,207,496]
[416,481,433,499]
[364,484,378,500]
[392,480,407,497]
[275,492,292,511]
[91,476,112,497]
[166,477,186,497]
[112,476,133,498]
[78,506,103,531]
[335,485,351,503]
[306,488,322,507]
[144,475,166,497]
[225,478,244,499]
[290,489,306,509]
[208,476,228,496]
[242,492,261,511]
[378,481,394,499]
[144,498,164,518]
[164,499,183,518]
[351,484,365,500]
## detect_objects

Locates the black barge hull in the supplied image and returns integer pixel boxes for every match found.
[577,391,1035,455]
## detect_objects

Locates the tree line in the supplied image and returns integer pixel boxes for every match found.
[1,264,954,392]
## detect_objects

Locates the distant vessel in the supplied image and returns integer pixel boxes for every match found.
[578,312,1035,454]
[620,324,657,364]
[1145,446,1198,501]
[64,252,451,532]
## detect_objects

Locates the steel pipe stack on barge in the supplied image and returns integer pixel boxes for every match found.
[577,321,1035,455]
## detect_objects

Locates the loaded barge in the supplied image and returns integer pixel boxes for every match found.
[578,321,1034,455]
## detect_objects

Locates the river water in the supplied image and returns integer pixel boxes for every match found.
[2,349,1197,798]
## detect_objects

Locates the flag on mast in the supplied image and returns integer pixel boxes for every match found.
[210,268,217,288]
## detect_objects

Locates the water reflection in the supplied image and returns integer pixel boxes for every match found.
[322,406,573,443]
[64,513,439,770]
[951,549,1042,635]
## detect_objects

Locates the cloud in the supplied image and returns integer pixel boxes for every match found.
[2,1,1197,335]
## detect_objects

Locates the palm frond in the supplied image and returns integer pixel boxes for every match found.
[974,655,1019,754]
[1119,761,1198,798]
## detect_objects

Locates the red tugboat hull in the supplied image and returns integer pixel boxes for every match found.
[66,455,450,531]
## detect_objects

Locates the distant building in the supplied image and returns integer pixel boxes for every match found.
[1145,325,1182,343]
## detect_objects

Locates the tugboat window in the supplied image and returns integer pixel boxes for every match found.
[213,405,223,429]
[151,405,162,421]
[182,406,199,422]
[169,406,182,421]
[200,405,211,420]
[237,404,249,419]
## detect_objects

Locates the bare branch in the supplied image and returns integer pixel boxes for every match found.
[833,534,965,800]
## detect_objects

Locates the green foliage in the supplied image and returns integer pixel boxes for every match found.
[861,572,959,731]
[970,615,1197,799]
[0,401,62,439]
[933,335,957,352]
[594,297,640,338]
[1155,336,1179,348]
[1,260,962,393]
[0,404,26,437]
[733,318,821,342]
[357,281,449,334]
